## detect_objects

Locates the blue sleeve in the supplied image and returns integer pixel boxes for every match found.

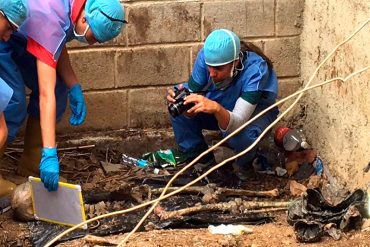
[188,48,209,92]
[242,59,270,93]
[0,78,13,113]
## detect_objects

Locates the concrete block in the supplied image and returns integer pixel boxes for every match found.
[246,0,275,37]
[116,46,191,87]
[277,77,302,99]
[276,0,304,36]
[264,37,300,77]
[69,50,116,90]
[57,90,128,133]
[127,2,201,45]
[240,39,265,51]
[204,1,247,38]
[128,87,171,128]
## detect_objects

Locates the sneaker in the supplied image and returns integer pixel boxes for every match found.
[252,154,274,174]
[193,152,216,172]
[232,163,250,181]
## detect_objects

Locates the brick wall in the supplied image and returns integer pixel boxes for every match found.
[57,0,305,133]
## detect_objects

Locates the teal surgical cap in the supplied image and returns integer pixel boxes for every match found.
[85,0,125,43]
[204,29,241,66]
[0,0,28,27]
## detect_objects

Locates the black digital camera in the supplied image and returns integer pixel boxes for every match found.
[168,88,194,117]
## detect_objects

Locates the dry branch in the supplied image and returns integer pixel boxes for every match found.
[149,184,279,203]
[83,235,118,245]
[155,198,289,220]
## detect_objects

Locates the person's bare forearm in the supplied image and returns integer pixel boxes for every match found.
[57,46,78,88]
[214,103,230,130]
[37,60,57,148]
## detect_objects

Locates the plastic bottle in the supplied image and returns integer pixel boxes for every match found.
[122,154,149,169]
[282,129,310,151]
[274,127,310,152]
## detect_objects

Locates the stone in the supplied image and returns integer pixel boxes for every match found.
[11,182,34,221]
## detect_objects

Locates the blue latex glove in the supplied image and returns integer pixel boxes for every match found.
[69,84,86,126]
[40,148,59,191]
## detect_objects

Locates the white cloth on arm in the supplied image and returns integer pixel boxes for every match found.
[219,97,256,133]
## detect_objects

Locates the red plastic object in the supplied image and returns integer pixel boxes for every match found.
[274,127,290,147]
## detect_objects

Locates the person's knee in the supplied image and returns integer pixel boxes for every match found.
[228,125,262,151]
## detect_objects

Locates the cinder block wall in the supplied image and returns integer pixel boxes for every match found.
[299,1,370,189]
[57,0,304,133]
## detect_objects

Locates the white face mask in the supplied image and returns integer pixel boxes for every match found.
[209,62,238,90]
[73,24,89,44]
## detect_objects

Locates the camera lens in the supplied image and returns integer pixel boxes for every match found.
[168,103,181,117]
[167,88,193,118]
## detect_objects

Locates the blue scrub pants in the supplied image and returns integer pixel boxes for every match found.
[0,32,68,143]
[171,106,278,168]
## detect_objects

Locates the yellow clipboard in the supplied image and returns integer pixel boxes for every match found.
[29,176,87,229]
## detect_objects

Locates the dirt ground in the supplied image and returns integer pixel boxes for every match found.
[62,215,370,247]
[0,130,369,247]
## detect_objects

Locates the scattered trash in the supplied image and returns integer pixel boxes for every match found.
[288,188,367,242]
[208,224,253,235]
[122,154,150,169]
[274,127,310,151]
[313,156,324,176]
[153,168,160,175]
[293,162,315,180]
[275,167,287,177]
[289,180,307,197]
[285,161,299,177]
[142,149,178,168]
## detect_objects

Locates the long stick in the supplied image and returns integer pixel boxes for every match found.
[156,200,290,220]
[44,19,370,246]
[150,186,279,198]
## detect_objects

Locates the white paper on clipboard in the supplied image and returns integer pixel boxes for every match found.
[28,176,87,229]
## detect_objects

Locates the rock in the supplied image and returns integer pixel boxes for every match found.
[275,167,287,177]
[289,180,307,197]
[100,161,122,175]
[11,182,34,221]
